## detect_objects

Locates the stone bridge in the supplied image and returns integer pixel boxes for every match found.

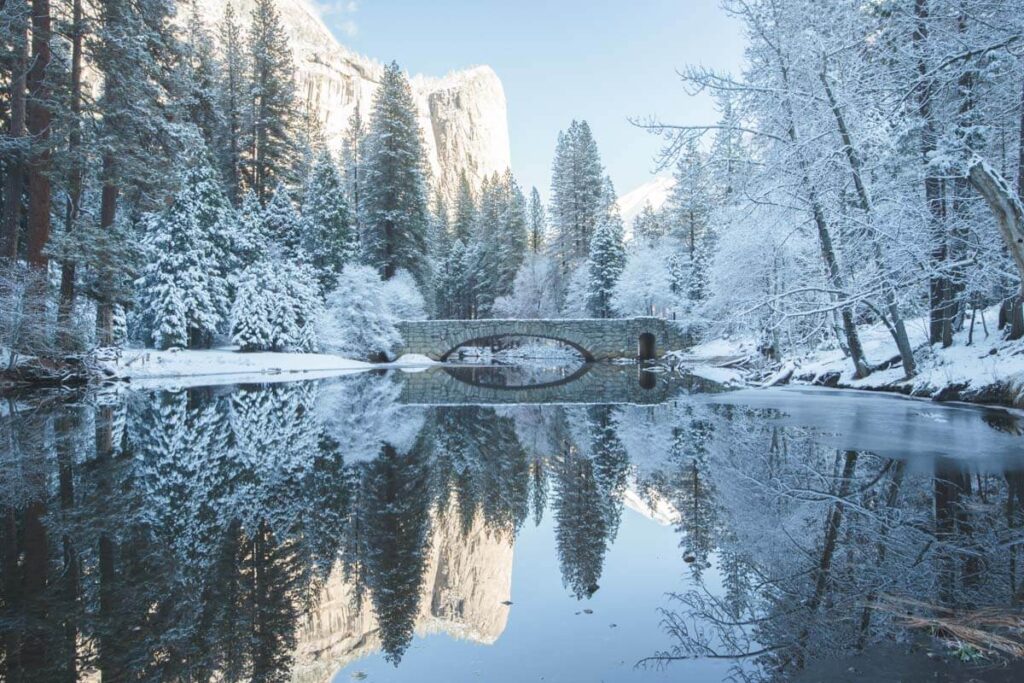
[397,364,722,406]
[394,317,690,361]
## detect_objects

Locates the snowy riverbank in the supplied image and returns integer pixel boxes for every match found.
[90,348,439,390]
[676,306,1024,409]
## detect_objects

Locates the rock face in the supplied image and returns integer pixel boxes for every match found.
[291,504,513,682]
[199,0,511,205]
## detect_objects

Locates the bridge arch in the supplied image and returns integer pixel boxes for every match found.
[394,317,691,362]
[438,333,594,362]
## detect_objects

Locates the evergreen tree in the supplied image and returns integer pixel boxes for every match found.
[217,1,248,204]
[245,0,297,203]
[528,186,546,254]
[586,180,626,318]
[231,258,320,352]
[549,120,604,270]
[137,162,235,349]
[302,150,356,290]
[181,1,223,152]
[341,106,366,247]
[632,203,665,244]
[360,62,431,285]
[667,139,712,257]
[262,183,302,257]
[236,189,269,267]
[452,172,477,243]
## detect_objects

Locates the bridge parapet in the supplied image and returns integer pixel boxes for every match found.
[394,317,691,361]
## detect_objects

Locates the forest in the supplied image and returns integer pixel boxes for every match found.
[2,0,1022,394]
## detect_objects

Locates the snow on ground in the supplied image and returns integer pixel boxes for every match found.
[673,305,1024,407]
[390,354,441,372]
[111,347,372,390]
[687,364,746,387]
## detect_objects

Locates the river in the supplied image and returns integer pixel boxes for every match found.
[1,364,1022,681]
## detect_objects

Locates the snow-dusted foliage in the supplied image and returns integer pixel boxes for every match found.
[231,258,321,352]
[360,62,432,285]
[136,161,235,349]
[321,263,402,360]
[262,183,304,257]
[302,150,357,291]
[586,184,626,319]
[493,253,561,319]
[381,268,427,321]
[613,239,677,317]
[561,262,591,318]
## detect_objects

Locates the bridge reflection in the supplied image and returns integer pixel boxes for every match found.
[398,363,723,406]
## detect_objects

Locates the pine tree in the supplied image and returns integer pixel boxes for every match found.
[245,0,297,203]
[667,139,713,258]
[181,1,223,152]
[137,162,234,349]
[360,62,431,286]
[452,172,477,243]
[302,150,356,291]
[549,120,604,270]
[341,106,366,246]
[231,258,320,352]
[586,180,626,318]
[262,183,302,257]
[528,186,546,254]
[236,189,269,267]
[217,1,247,204]
[632,204,665,244]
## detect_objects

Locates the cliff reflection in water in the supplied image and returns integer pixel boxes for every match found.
[0,371,1022,682]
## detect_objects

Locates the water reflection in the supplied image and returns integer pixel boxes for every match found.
[0,373,1022,681]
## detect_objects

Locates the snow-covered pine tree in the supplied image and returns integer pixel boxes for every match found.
[263,183,303,257]
[667,140,713,258]
[181,1,223,153]
[632,204,665,245]
[137,162,234,349]
[586,180,626,319]
[360,62,431,286]
[341,106,366,247]
[217,1,248,204]
[231,258,321,352]
[244,0,297,203]
[549,120,605,270]
[528,187,546,254]
[303,150,356,291]
[452,172,477,243]
[236,189,269,267]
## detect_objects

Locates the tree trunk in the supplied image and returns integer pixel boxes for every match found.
[819,66,917,376]
[967,159,1024,339]
[1,0,28,259]
[57,0,84,350]
[778,63,869,377]
[95,154,119,346]
[25,0,51,268]
[914,0,951,345]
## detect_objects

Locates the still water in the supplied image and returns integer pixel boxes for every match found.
[1,364,1023,682]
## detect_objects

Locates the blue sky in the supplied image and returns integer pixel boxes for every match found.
[316,0,746,199]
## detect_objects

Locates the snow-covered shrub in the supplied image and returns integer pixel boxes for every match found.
[613,240,677,317]
[492,253,560,319]
[320,264,402,361]
[561,262,591,318]
[382,268,427,320]
[231,259,322,352]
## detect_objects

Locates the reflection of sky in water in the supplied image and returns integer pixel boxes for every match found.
[2,369,1023,682]
[333,508,732,683]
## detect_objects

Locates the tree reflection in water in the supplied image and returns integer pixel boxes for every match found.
[0,374,1021,681]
